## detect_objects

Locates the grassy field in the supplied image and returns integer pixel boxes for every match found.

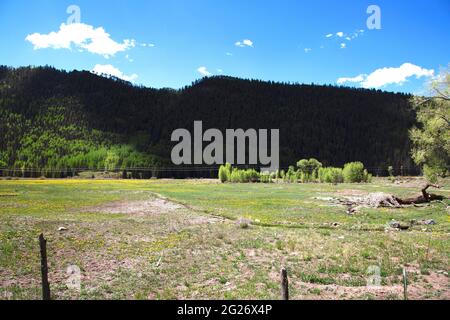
[0,178,448,300]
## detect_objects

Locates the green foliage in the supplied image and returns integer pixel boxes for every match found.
[244,169,260,182]
[284,166,298,183]
[410,69,450,179]
[259,172,273,183]
[229,168,260,183]
[0,157,6,168]
[423,165,440,183]
[104,151,120,171]
[0,96,162,175]
[218,164,231,183]
[228,160,369,185]
[218,165,261,183]
[342,162,370,183]
[318,167,344,184]
[275,169,281,179]
[297,158,322,182]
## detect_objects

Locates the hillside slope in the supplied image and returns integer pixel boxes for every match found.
[0,66,417,177]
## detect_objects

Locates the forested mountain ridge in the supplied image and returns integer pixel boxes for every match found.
[0,65,417,176]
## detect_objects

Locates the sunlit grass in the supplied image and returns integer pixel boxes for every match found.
[0,178,448,300]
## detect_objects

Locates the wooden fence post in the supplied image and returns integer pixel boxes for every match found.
[39,233,51,300]
[402,268,408,301]
[280,267,289,300]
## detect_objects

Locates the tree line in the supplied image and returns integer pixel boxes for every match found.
[0,65,419,178]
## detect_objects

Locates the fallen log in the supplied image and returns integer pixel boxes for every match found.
[394,184,445,205]
[331,184,447,213]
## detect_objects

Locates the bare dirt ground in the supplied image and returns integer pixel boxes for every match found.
[87,197,184,216]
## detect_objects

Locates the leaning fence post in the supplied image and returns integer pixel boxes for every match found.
[280,267,289,300]
[402,268,408,300]
[39,233,51,300]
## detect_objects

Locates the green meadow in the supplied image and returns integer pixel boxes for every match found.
[0,178,448,300]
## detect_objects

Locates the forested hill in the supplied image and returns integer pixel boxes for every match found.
[0,65,417,176]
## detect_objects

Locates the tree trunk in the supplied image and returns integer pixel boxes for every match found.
[395,184,445,205]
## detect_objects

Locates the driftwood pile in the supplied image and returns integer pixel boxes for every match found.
[332,184,447,214]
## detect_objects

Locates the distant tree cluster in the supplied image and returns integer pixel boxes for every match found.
[219,159,372,184]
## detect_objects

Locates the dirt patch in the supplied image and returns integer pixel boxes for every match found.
[84,197,184,216]
[290,271,450,300]
[81,195,225,227]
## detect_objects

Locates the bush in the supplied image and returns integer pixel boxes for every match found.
[342,162,371,183]
[228,167,260,183]
[218,163,232,182]
[229,168,241,183]
[104,151,119,171]
[284,166,298,183]
[319,167,344,184]
[297,158,322,182]
[366,171,373,183]
[275,169,281,180]
[260,172,272,183]
[423,164,439,183]
[244,169,260,182]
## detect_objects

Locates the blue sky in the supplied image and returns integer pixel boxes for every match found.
[0,0,448,92]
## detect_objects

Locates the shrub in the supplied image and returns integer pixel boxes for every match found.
[423,164,439,183]
[319,167,344,184]
[218,163,231,182]
[229,168,242,183]
[243,169,260,182]
[260,172,272,183]
[218,165,226,182]
[228,167,259,183]
[275,169,281,180]
[285,166,298,183]
[343,162,370,183]
[104,151,119,171]
[297,158,322,182]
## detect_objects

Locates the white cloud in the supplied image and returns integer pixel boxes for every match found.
[362,63,434,88]
[304,48,312,53]
[340,43,346,49]
[140,43,155,47]
[325,33,333,38]
[26,23,135,58]
[91,64,138,82]
[337,63,435,89]
[217,69,223,73]
[235,39,253,47]
[337,74,365,85]
[226,52,233,56]
[197,66,212,77]
[336,32,344,37]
